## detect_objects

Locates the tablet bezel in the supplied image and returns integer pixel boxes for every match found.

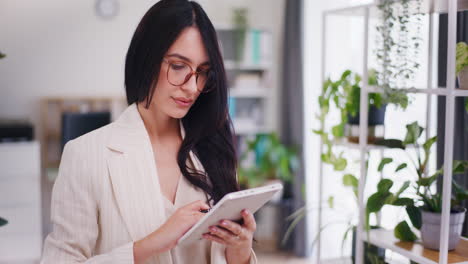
[177,183,283,245]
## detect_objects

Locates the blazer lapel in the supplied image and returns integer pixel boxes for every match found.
[106,103,172,263]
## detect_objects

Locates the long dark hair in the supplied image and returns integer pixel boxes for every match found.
[125,0,239,204]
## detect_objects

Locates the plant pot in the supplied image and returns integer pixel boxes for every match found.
[346,125,385,144]
[351,226,386,264]
[458,67,468,90]
[346,105,387,144]
[347,105,387,126]
[277,198,295,251]
[420,208,466,251]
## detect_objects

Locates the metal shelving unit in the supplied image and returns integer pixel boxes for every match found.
[318,0,468,264]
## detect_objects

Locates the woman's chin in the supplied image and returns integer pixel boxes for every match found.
[169,109,189,119]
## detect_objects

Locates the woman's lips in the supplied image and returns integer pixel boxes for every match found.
[172,97,192,107]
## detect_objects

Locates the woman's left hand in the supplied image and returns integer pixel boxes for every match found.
[203,209,256,263]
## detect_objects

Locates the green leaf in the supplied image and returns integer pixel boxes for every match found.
[332,123,345,138]
[333,157,347,171]
[395,181,410,198]
[406,205,422,229]
[403,121,423,146]
[456,42,468,74]
[395,163,407,172]
[377,179,393,193]
[453,160,468,174]
[367,191,392,213]
[374,139,405,149]
[341,224,354,255]
[392,197,413,206]
[312,129,325,136]
[394,221,417,241]
[0,217,7,227]
[453,181,468,204]
[423,136,437,153]
[341,70,352,80]
[321,153,330,163]
[328,196,334,209]
[378,158,393,172]
[342,174,359,188]
[417,174,438,187]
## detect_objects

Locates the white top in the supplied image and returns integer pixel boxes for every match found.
[162,174,211,264]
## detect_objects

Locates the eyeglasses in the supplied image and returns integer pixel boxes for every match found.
[163,58,213,93]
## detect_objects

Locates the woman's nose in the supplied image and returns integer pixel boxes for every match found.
[181,73,199,94]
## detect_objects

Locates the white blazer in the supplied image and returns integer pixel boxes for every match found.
[41,103,257,264]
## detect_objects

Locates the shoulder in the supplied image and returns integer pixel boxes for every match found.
[60,122,119,173]
[67,122,116,149]
[58,123,119,198]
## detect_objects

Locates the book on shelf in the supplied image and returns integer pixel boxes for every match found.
[228,97,236,119]
[217,28,272,67]
[234,73,262,88]
[240,29,272,67]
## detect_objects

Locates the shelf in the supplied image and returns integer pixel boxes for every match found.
[366,86,468,97]
[233,121,270,135]
[332,139,388,151]
[324,0,468,17]
[229,87,269,98]
[363,229,468,264]
[224,60,270,71]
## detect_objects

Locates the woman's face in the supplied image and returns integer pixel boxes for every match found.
[151,26,210,119]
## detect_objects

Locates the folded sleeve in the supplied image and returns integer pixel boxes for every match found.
[40,140,134,264]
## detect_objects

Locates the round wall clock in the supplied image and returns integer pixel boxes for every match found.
[95,0,119,19]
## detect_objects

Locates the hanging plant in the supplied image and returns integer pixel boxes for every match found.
[375,0,423,109]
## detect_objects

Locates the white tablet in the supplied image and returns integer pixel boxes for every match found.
[178,183,283,245]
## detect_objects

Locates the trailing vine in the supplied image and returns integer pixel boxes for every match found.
[375,0,423,109]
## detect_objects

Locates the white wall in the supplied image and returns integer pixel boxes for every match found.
[0,0,285,244]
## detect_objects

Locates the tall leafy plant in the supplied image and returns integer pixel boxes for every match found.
[366,122,468,241]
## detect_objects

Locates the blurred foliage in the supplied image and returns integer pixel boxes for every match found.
[238,133,299,188]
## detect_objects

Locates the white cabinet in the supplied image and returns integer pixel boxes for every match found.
[0,141,42,263]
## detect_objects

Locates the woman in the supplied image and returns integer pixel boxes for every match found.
[41,0,257,263]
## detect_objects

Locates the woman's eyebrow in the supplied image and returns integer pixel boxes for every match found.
[166,53,210,66]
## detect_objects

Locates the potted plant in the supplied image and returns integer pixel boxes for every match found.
[283,171,387,263]
[456,42,468,90]
[320,69,408,144]
[238,132,299,250]
[238,133,299,199]
[366,121,468,250]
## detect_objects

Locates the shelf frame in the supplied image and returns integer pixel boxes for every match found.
[318,0,464,263]
[363,229,468,264]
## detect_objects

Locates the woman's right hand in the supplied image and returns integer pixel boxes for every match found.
[133,200,210,263]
